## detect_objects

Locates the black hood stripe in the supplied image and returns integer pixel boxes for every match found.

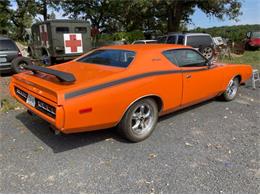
[64,67,209,99]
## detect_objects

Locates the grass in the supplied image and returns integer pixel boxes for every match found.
[219,51,260,70]
[0,99,21,113]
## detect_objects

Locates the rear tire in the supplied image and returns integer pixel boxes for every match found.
[118,98,158,142]
[221,77,239,101]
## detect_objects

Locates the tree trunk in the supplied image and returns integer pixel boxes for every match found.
[43,0,48,21]
[167,2,183,33]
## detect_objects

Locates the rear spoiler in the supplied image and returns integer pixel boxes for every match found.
[24,65,76,83]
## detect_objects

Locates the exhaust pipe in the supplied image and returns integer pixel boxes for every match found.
[49,125,61,135]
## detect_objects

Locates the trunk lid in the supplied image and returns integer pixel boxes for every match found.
[12,61,125,104]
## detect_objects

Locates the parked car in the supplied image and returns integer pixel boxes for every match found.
[0,36,31,74]
[157,33,215,60]
[245,31,260,50]
[132,40,157,44]
[10,44,252,142]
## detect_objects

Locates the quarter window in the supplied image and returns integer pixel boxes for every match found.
[163,49,206,67]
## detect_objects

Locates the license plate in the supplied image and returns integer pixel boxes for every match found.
[0,57,7,63]
[26,94,36,107]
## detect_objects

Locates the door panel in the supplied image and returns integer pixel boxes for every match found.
[181,65,222,106]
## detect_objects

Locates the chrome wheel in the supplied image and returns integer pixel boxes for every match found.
[202,47,213,59]
[131,103,154,135]
[118,98,158,142]
[226,79,238,99]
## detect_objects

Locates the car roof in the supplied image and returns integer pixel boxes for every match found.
[100,44,191,52]
[167,32,211,36]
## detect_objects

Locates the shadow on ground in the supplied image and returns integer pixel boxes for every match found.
[16,98,215,153]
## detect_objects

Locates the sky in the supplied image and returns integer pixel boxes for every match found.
[11,0,260,29]
[187,0,260,29]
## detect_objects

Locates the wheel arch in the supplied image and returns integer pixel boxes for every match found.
[117,94,164,125]
[234,74,242,83]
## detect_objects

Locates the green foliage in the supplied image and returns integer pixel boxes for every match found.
[0,0,12,34]
[190,24,260,43]
[220,51,260,70]
[61,0,242,33]
[98,30,145,43]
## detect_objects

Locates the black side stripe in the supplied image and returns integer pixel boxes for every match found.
[64,67,211,99]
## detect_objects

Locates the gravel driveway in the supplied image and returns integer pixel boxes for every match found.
[0,83,259,193]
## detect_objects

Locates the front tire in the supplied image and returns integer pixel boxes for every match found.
[118,98,158,142]
[221,77,239,101]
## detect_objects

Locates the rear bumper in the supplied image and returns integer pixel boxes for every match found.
[9,81,65,131]
[0,63,12,72]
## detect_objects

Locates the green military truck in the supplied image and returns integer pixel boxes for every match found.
[28,19,92,64]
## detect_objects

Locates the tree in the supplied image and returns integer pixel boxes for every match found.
[0,0,12,34]
[10,0,36,40]
[155,0,242,32]
[35,0,60,21]
[61,0,115,32]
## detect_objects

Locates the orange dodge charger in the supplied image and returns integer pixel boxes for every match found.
[10,44,252,142]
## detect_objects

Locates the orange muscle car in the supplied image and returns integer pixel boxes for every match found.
[10,44,252,142]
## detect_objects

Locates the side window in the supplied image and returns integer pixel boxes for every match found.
[163,49,206,67]
[186,36,199,47]
[75,27,87,33]
[56,27,69,33]
[157,36,167,43]
[167,35,177,44]
[177,35,184,44]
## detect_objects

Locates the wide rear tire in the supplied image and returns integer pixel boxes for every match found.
[118,98,158,142]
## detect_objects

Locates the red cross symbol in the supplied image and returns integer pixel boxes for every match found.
[65,34,82,52]
[40,25,48,46]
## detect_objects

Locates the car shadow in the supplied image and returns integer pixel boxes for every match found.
[16,98,215,153]
[16,112,129,153]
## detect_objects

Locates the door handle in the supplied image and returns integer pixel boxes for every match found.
[186,74,192,78]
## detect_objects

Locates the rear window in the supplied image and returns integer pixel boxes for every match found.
[0,40,18,51]
[77,49,135,68]
[56,27,69,33]
[75,27,87,33]
[186,35,212,47]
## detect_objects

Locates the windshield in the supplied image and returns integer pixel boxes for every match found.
[77,49,136,68]
[252,32,260,38]
[0,40,18,51]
